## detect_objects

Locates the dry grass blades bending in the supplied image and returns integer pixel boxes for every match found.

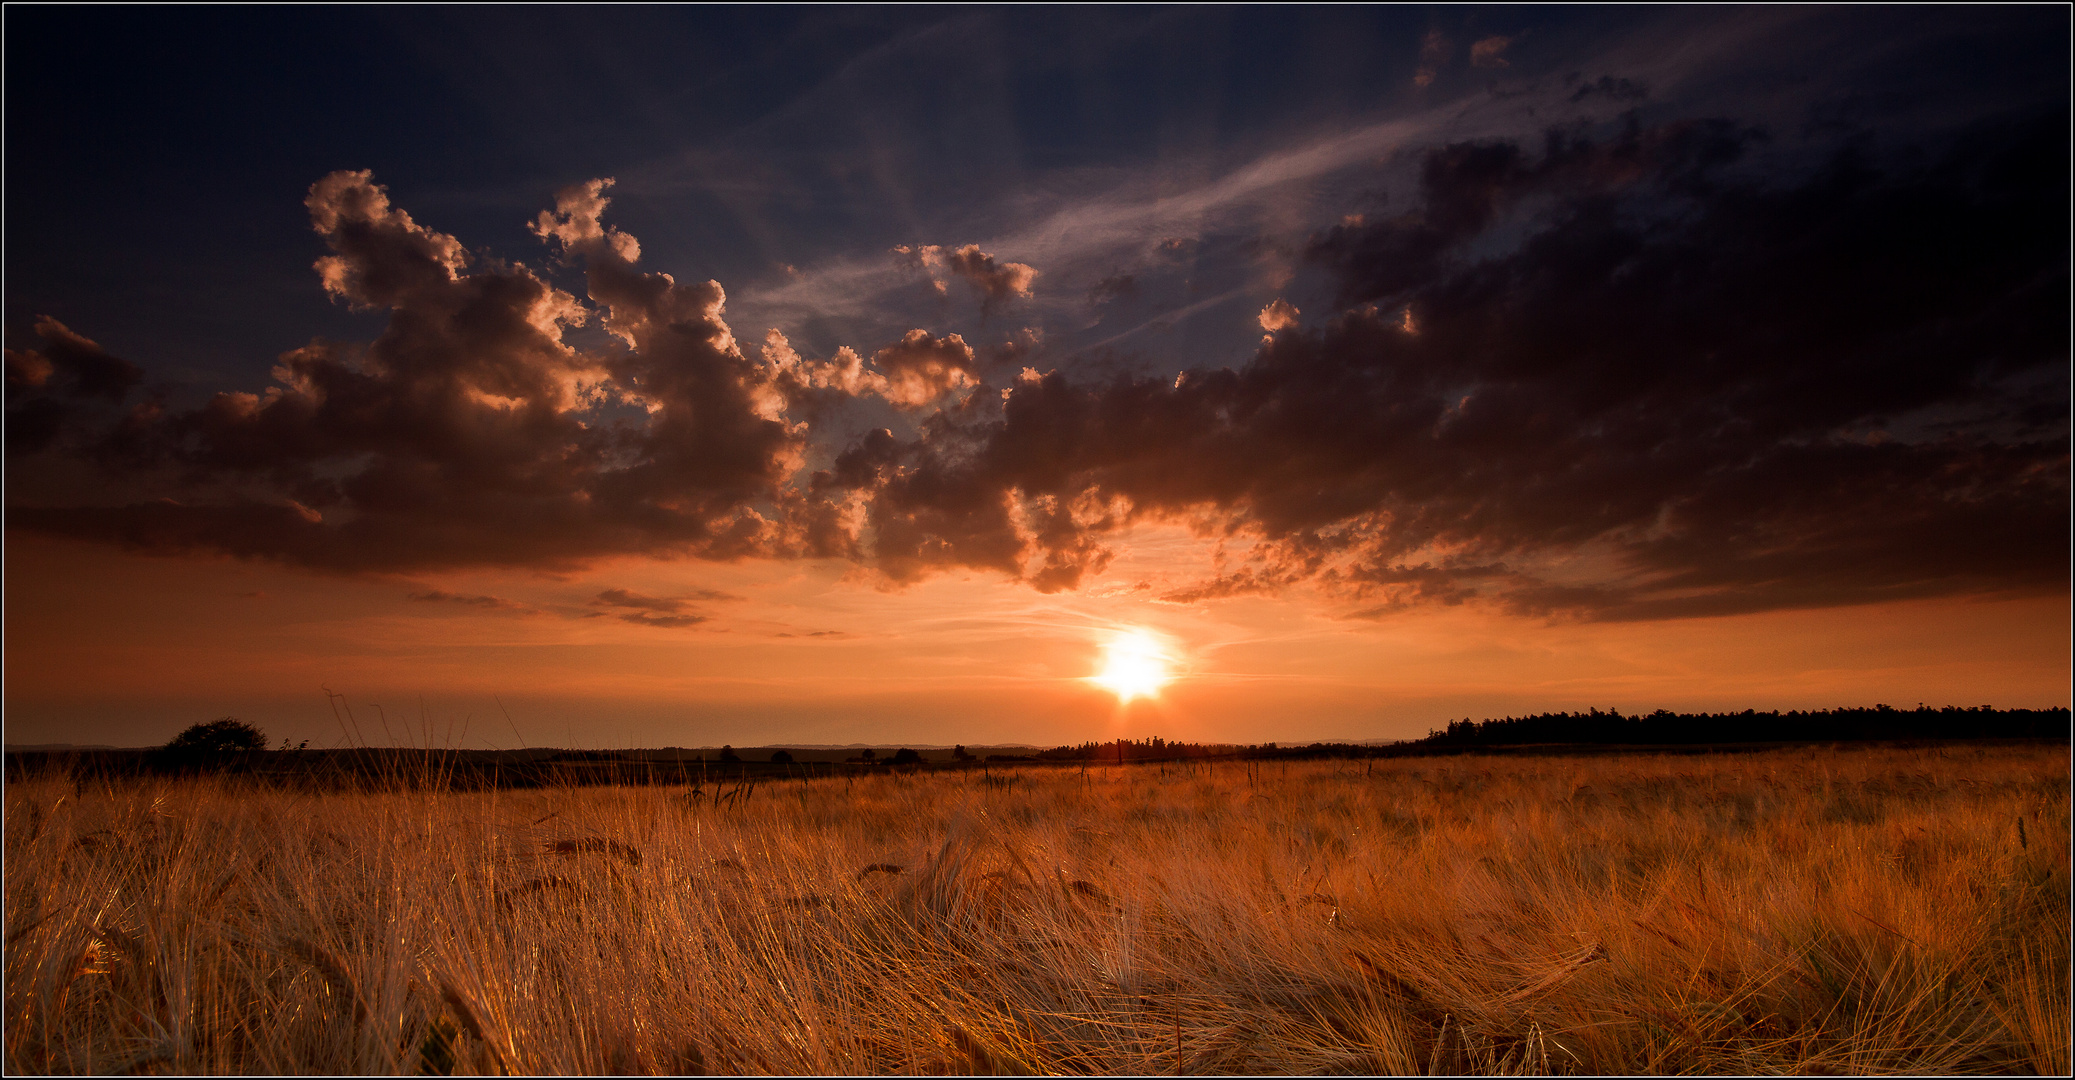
[4,743,2068,1074]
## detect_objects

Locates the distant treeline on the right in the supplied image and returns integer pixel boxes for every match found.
[1416,705,2071,748]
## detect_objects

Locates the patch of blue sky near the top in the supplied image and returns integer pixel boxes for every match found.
[4,5,2062,408]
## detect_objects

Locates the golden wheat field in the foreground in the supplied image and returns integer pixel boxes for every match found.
[4,743,2069,1075]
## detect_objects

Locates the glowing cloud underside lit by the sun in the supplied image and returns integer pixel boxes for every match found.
[1091,631,1171,702]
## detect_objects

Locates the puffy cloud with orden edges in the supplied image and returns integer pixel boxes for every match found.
[892,243,1036,314]
[10,171,804,572]
[759,327,980,412]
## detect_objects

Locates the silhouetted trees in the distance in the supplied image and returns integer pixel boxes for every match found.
[1415,705,2068,748]
[1025,706,2066,762]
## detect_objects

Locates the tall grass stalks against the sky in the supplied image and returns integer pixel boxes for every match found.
[5,744,2067,1074]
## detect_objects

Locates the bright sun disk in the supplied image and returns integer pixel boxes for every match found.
[1091,630,1171,702]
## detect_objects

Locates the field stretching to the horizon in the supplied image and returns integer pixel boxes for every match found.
[5,742,2067,1075]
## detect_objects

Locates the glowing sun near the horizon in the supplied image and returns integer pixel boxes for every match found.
[1091,630,1173,702]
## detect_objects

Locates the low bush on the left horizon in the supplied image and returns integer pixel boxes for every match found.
[146,719,267,774]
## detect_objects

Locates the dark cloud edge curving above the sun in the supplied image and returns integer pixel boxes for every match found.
[5,103,2068,623]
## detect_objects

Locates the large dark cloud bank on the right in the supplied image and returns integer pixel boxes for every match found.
[851,106,2071,618]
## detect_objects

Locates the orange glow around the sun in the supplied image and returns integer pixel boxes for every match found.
[1090,629,1173,702]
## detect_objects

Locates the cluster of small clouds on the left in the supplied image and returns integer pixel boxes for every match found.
[5,171,986,578]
